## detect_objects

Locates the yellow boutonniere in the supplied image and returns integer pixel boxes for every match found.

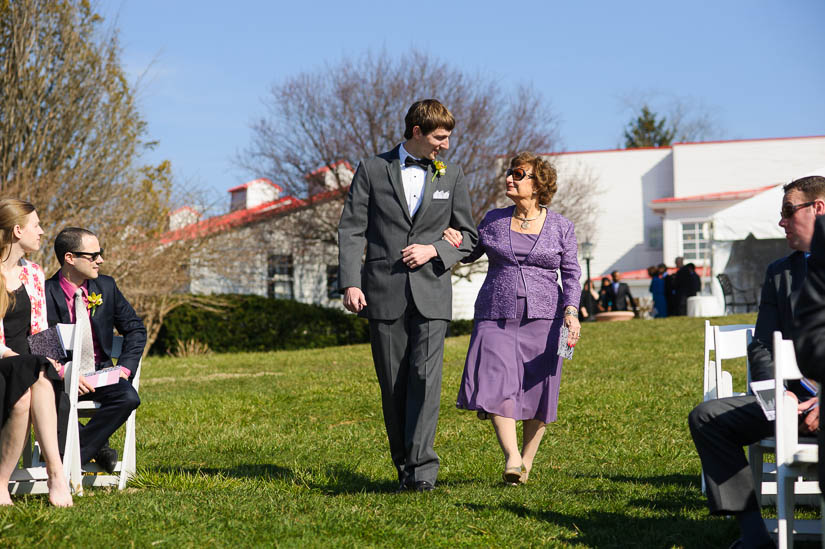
[87,292,103,317]
[431,160,446,182]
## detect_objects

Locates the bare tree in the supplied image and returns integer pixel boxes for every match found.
[238,51,602,244]
[0,0,211,353]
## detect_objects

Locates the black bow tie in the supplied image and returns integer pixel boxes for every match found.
[405,156,431,169]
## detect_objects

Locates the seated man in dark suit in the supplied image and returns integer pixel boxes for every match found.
[689,175,825,549]
[608,270,637,315]
[45,227,145,473]
[794,212,825,495]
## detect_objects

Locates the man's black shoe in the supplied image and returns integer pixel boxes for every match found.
[95,446,118,474]
[412,480,435,492]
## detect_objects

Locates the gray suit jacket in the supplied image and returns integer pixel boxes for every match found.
[337,146,478,320]
[747,250,808,390]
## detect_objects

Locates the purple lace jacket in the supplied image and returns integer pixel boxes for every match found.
[464,206,581,320]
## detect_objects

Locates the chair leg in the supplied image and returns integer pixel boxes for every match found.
[821,497,824,549]
[118,410,137,490]
[749,445,765,504]
[777,472,794,549]
[62,408,83,496]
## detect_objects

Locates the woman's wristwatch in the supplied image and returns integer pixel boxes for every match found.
[564,306,578,317]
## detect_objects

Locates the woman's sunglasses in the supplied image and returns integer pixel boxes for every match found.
[505,167,535,182]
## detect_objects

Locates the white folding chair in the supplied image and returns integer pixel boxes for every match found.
[76,338,141,490]
[772,332,821,548]
[13,325,141,495]
[749,330,819,508]
[700,321,754,495]
[68,330,141,491]
[8,322,85,496]
[706,323,753,400]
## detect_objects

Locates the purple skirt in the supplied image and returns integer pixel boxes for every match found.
[456,296,563,423]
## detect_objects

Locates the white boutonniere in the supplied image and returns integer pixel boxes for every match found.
[431,160,446,182]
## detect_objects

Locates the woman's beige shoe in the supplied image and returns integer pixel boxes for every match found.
[503,466,522,485]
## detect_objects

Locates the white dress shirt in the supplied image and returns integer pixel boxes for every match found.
[399,143,426,217]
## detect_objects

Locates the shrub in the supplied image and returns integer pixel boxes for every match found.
[448,319,475,337]
[150,295,371,355]
[151,294,476,354]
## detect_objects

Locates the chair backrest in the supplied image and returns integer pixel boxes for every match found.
[773,332,804,467]
[713,324,753,360]
[704,323,754,400]
[56,323,85,403]
[56,325,136,396]
[110,334,142,392]
[717,273,733,300]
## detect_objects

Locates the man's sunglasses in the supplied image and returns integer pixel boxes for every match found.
[780,201,815,219]
[505,167,535,182]
[71,249,104,261]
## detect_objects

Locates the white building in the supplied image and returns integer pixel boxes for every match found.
[455,135,824,318]
[175,135,825,319]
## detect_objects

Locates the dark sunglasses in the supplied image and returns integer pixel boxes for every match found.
[780,201,815,219]
[505,167,535,182]
[71,249,104,261]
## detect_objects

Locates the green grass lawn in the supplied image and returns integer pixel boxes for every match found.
[3,312,819,548]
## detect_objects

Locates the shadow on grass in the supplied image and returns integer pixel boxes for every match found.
[568,472,699,489]
[462,502,733,548]
[152,463,293,480]
[149,463,406,495]
[568,472,707,511]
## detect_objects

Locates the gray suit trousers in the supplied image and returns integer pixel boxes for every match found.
[688,395,774,514]
[369,299,448,486]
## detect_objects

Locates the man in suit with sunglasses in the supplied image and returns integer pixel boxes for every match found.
[338,99,477,492]
[45,227,145,473]
[689,175,825,549]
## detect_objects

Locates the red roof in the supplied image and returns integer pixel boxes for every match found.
[305,160,354,179]
[227,178,283,193]
[650,184,777,205]
[161,187,347,243]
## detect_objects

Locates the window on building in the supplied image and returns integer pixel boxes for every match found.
[646,226,663,249]
[680,221,710,264]
[267,254,294,299]
[326,265,339,299]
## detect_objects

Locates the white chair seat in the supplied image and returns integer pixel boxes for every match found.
[791,445,818,464]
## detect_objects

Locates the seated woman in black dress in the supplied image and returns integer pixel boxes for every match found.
[0,199,72,507]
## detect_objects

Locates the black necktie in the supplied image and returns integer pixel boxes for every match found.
[405,156,430,169]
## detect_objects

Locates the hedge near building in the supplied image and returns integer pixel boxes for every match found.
[150,295,371,354]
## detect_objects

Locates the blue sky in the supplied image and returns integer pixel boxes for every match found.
[104,1,825,207]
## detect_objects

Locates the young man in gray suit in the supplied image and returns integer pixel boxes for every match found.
[337,99,478,492]
[689,175,825,549]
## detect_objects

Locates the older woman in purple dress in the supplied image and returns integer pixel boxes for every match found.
[444,152,581,485]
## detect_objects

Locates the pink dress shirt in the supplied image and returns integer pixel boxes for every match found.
[58,272,130,377]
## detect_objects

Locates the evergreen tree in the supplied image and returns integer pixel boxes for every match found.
[623,105,676,148]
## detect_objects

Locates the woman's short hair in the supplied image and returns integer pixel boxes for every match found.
[509,152,558,205]
[647,266,658,277]
[403,100,455,140]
